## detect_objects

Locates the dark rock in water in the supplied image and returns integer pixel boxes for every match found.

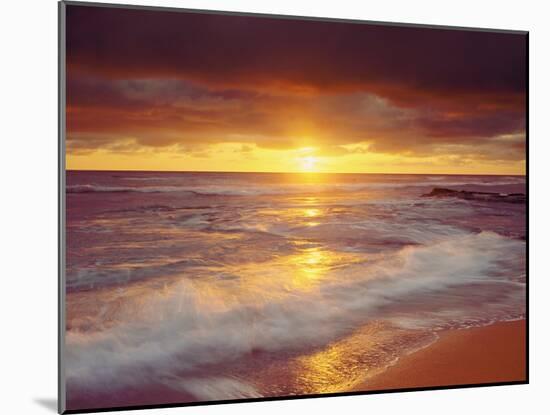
[422,187,526,203]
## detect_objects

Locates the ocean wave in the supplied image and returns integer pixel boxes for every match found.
[66,184,192,194]
[66,257,215,291]
[66,179,525,197]
[65,231,525,396]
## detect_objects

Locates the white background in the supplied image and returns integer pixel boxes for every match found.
[1,0,547,413]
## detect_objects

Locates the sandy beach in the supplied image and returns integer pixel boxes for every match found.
[354,320,527,392]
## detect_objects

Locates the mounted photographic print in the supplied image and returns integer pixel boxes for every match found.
[58,1,528,413]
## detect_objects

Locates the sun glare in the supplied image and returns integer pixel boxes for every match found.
[300,156,318,172]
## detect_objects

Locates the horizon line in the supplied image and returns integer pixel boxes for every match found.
[65,169,526,177]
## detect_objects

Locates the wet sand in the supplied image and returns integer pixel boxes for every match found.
[354,320,526,392]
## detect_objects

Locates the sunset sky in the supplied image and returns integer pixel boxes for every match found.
[66,5,527,174]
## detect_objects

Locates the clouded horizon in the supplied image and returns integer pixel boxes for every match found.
[65,5,527,174]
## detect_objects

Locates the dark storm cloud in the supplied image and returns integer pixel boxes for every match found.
[66,6,525,94]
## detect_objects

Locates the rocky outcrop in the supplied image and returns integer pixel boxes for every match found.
[422,187,526,203]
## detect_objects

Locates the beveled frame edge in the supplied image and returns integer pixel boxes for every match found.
[61,0,528,34]
[59,1,67,413]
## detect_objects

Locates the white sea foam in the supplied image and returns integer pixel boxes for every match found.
[170,377,263,400]
[65,231,525,396]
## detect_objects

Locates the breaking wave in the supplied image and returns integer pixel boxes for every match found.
[65,231,525,396]
[66,179,525,197]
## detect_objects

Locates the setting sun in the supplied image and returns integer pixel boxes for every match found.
[300,156,318,172]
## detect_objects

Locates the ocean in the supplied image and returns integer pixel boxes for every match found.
[64,171,526,409]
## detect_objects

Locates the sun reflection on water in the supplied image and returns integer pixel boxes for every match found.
[285,247,330,291]
[302,208,321,227]
[303,208,320,218]
[291,323,406,394]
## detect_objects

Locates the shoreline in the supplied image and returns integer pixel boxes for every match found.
[353,320,526,392]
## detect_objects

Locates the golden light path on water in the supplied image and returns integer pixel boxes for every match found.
[290,323,435,395]
[217,202,433,395]
[211,201,364,295]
